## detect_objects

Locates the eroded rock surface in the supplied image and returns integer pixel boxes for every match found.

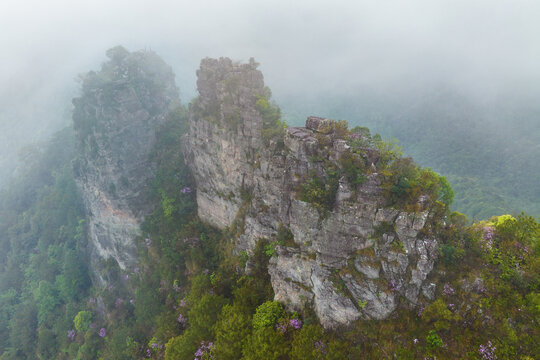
[73,46,179,281]
[184,57,439,328]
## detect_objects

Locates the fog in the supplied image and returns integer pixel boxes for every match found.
[1,0,540,187]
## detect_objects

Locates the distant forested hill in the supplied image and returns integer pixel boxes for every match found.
[279,87,540,220]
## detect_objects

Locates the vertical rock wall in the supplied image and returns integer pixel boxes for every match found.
[185,57,440,329]
[73,47,179,281]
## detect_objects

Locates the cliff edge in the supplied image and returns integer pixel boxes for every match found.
[73,46,179,282]
[184,58,442,328]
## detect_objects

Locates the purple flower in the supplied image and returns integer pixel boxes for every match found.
[99,328,106,338]
[314,340,327,354]
[67,329,76,341]
[413,338,419,344]
[276,323,287,333]
[180,299,186,307]
[181,187,192,194]
[482,226,495,249]
[130,299,134,305]
[443,283,455,296]
[390,280,401,291]
[146,348,151,357]
[479,341,497,359]
[448,303,455,309]
[177,313,186,324]
[289,318,303,330]
[194,341,214,360]
[133,266,140,273]
[115,298,123,308]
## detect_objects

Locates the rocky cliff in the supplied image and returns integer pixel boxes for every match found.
[73,46,179,281]
[185,57,440,328]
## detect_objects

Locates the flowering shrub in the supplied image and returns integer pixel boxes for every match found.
[442,283,455,296]
[289,318,302,330]
[194,341,213,360]
[479,341,497,360]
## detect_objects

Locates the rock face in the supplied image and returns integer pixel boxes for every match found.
[185,57,439,329]
[73,47,179,281]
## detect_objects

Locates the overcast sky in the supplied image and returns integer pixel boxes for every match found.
[1,0,539,154]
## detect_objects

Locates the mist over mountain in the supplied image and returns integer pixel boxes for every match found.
[1,0,539,218]
[0,46,538,360]
[0,3,539,357]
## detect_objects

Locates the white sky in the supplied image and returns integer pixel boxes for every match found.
[0,0,539,148]
[2,0,540,97]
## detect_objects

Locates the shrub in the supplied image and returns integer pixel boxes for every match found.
[253,301,284,330]
[73,311,93,332]
[299,172,339,214]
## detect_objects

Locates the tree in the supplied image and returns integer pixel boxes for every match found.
[73,311,93,332]
[242,327,289,360]
[252,301,284,330]
[212,304,251,360]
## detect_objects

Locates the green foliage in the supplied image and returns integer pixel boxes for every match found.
[290,324,325,360]
[380,155,454,212]
[34,281,60,325]
[276,223,296,247]
[256,87,286,144]
[357,300,367,309]
[36,328,57,360]
[2,65,539,360]
[73,311,93,332]
[421,299,460,331]
[164,330,200,360]
[426,330,443,349]
[298,170,339,214]
[338,151,367,185]
[252,301,284,330]
[373,135,402,168]
[212,304,251,360]
[0,126,90,359]
[264,242,277,257]
[242,327,289,360]
[187,294,228,339]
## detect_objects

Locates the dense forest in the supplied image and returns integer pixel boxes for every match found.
[0,97,538,359]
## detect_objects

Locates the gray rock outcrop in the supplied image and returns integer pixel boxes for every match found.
[184,57,439,329]
[73,46,179,282]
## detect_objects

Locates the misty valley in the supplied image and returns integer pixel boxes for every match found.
[0,45,538,360]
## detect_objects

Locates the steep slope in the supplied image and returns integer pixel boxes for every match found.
[184,58,446,328]
[72,46,179,281]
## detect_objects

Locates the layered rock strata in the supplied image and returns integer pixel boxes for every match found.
[185,57,439,329]
[73,47,179,279]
